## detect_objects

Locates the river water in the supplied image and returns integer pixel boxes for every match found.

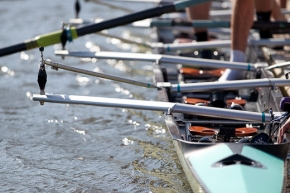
[0,0,193,192]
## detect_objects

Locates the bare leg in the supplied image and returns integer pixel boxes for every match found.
[185,3,211,35]
[255,0,272,11]
[230,0,273,51]
[255,0,274,38]
[219,0,278,81]
[185,3,212,59]
[272,0,286,20]
[218,0,254,81]
[231,0,255,52]
[278,0,287,8]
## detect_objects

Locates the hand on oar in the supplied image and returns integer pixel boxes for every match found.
[180,68,225,77]
[184,97,246,106]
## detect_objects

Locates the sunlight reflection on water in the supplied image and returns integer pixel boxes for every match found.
[0,1,192,192]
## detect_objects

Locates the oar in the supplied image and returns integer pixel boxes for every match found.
[266,61,290,70]
[160,78,290,93]
[67,9,233,26]
[108,0,170,4]
[80,32,290,51]
[41,50,290,93]
[43,59,158,88]
[180,68,225,77]
[109,0,231,9]
[158,9,290,20]
[55,50,258,71]
[134,19,290,31]
[208,9,290,18]
[32,94,271,123]
[108,0,178,4]
[66,10,229,26]
[43,58,222,87]
[153,38,290,51]
[55,50,290,71]
[0,0,211,57]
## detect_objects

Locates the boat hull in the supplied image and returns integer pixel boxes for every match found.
[179,139,288,193]
[164,114,289,193]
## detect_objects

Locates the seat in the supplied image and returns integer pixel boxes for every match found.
[184,97,246,106]
[189,126,216,136]
[235,127,258,137]
[189,126,257,137]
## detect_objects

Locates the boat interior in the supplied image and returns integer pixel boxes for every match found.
[151,21,289,145]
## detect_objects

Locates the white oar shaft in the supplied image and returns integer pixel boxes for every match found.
[44,59,158,88]
[169,78,290,92]
[55,51,255,71]
[32,94,271,122]
[155,39,290,52]
[55,50,160,62]
[85,34,290,51]
[33,94,173,111]
[160,55,255,71]
[152,40,231,51]
[209,8,290,17]
[266,61,290,70]
[172,103,270,123]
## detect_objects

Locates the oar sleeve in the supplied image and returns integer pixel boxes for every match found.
[0,28,78,57]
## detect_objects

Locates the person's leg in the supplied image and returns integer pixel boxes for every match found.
[272,0,286,20]
[185,3,213,58]
[255,0,273,38]
[185,3,211,42]
[219,0,254,81]
[278,0,287,8]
